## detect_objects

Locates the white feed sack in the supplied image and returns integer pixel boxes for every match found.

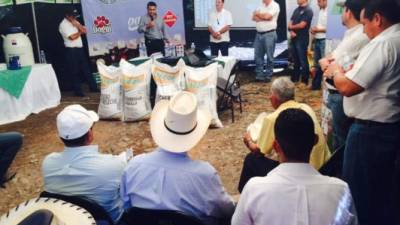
[97,61,123,120]
[120,59,152,122]
[185,63,223,128]
[151,59,186,103]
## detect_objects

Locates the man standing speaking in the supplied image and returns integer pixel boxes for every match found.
[138,1,167,56]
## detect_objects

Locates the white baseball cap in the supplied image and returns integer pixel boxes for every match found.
[57,104,99,140]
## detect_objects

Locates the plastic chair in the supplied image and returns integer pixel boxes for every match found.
[17,209,53,225]
[119,207,204,225]
[40,191,114,225]
[319,145,345,178]
[217,61,243,122]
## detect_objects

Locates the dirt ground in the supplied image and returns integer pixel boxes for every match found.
[0,71,322,215]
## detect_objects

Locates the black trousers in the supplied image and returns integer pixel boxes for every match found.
[0,132,22,181]
[144,38,165,106]
[238,152,279,193]
[65,47,98,95]
[210,42,230,56]
[145,38,165,56]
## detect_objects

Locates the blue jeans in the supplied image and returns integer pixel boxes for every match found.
[343,121,400,225]
[327,93,352,150]
[254,31,277,80]
[311,39,325,90]
[291,37,310,84]
[0,132,22,180]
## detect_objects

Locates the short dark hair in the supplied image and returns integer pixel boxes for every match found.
[60,132,89,147]
[344,0,365,21]
[363,0,400,24]
[64,8,77,17]
[147,1,157,8]
[274,108,315,162]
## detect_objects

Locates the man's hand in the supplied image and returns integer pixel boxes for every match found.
[146,21,155,29]
[310,26,317,35]
[252,11,261,22]
[243,132,260,153]
[324,62,343,79]
[289,31,297,39]
[319,57,334,72]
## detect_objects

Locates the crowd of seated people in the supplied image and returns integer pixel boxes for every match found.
[38,90,358,225]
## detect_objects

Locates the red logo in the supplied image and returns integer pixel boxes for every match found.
[163,11,177,28]
[93,16,112,34]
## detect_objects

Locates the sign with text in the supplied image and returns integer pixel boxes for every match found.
[81,0,186,56]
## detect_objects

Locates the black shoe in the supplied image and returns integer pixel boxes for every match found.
[0,172,16,188]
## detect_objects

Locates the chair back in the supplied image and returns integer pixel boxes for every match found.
[40,191,114,225]
[319,145,345,178]
[120,207,204,225]
[17,209,53,225]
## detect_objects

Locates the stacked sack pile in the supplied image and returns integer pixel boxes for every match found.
[97,58,223,128]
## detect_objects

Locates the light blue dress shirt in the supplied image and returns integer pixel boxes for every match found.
[120,148,235,225]
[42,145,126,222]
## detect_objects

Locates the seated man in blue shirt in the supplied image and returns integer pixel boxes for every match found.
[120,91,235,225]
[42,104,126,223]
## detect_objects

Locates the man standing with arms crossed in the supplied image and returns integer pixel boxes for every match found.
[325,0,400,223]
[288,0,313,85]
[253,0,280,83]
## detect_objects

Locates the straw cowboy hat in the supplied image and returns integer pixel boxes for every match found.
[0,197,95,225]
[150,91,211,153]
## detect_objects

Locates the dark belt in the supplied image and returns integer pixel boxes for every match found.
[354,119,400,127]
[257,30,276,35]
[328,89,339,95]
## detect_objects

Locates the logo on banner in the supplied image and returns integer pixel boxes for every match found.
[128,17,141,31]
[93,16,112,34]
[163,11,177,28]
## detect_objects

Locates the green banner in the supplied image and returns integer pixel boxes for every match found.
[15,0,34,4]
[56,0,72,3]
[36,0,55,3]
[73,0,80,3]
[0,0,12,7]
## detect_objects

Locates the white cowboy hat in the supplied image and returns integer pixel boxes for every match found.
[0,197,95,225]
[150,91,211,153]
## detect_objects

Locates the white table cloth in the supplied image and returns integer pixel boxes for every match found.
[0,64,61,125]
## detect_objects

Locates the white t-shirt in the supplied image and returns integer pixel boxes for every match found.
[255,1,280,32]
[344,24,400,123]
[59,18,83,48]
[208,8,233,43]
[314,7,327,39]
[232,163,357,225]
[326,24,369,90]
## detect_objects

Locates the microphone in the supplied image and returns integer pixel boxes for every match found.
[150,15,154,21]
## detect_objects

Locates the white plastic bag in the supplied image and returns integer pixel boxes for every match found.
[185,63,222,128]
[120,59,152,121]
[97,62,122,120]
[151,59,186,103]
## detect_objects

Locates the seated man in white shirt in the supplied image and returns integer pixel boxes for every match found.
[232,108,357,225]
[42,105,126,223]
